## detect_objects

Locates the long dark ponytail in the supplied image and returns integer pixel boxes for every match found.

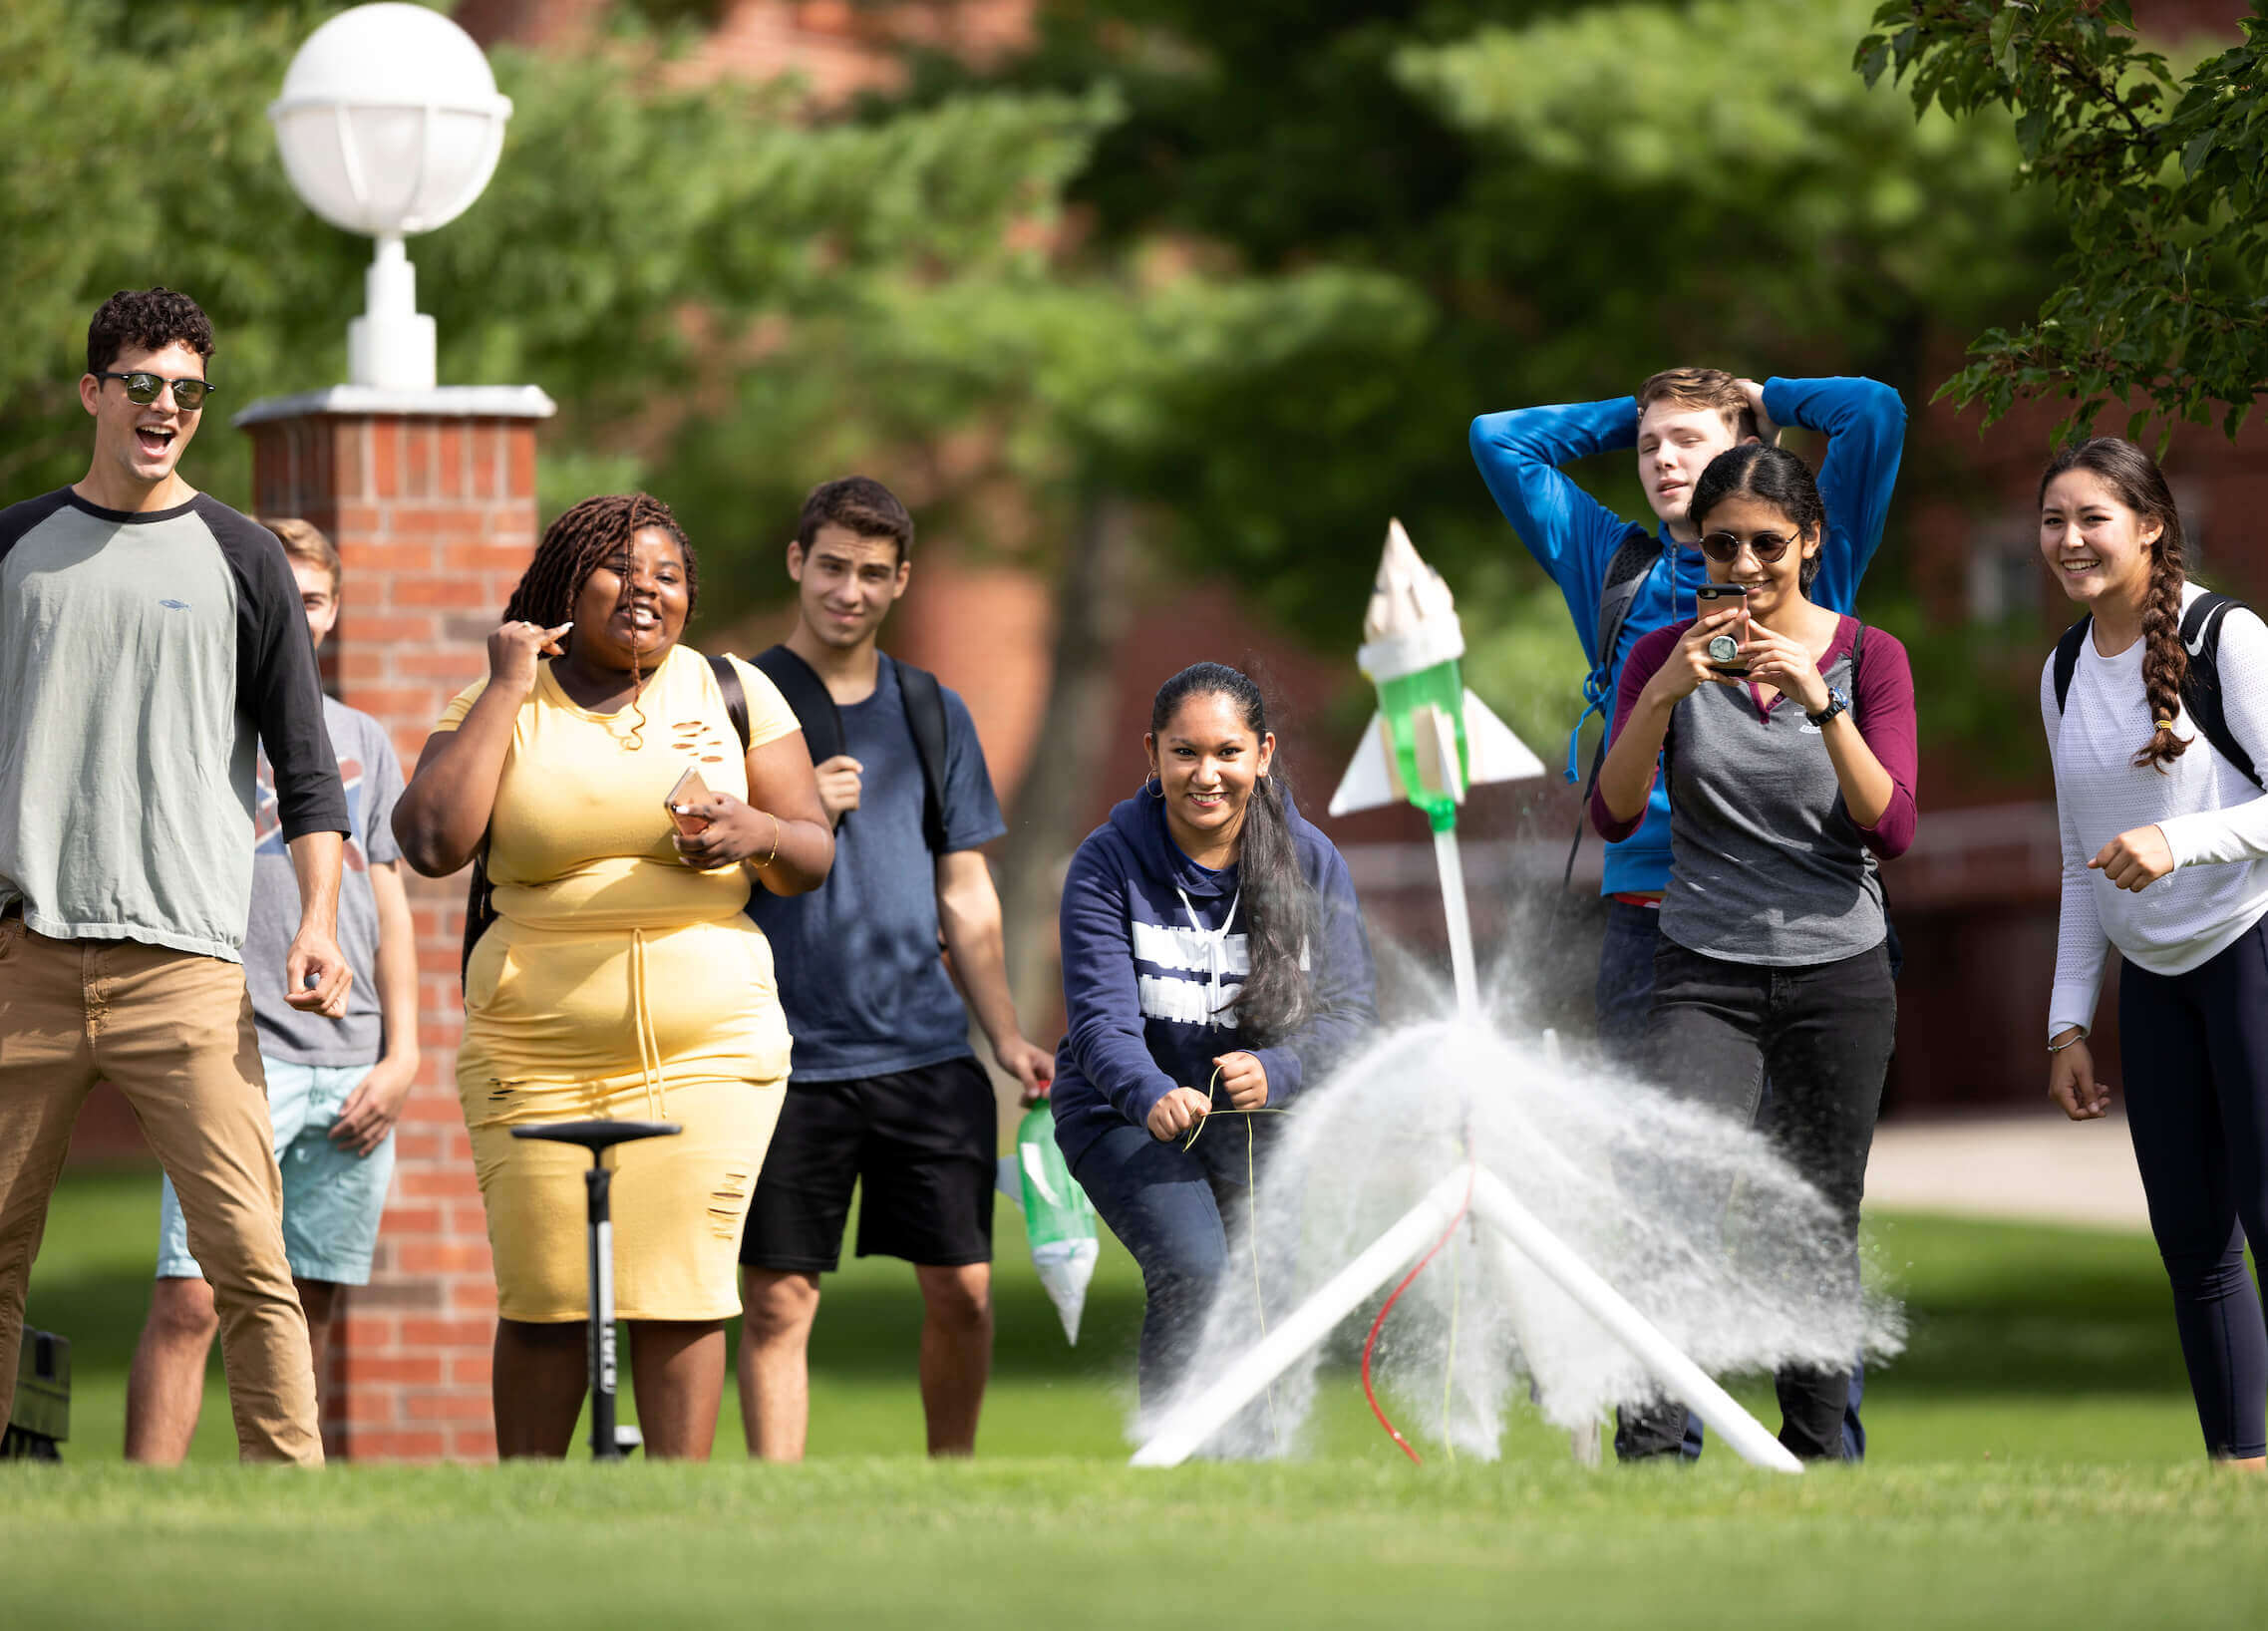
[1150,663,1316,1045]
[2039,438,2188,772]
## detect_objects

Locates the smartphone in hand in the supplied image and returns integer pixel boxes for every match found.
[665,766,715,836]
[1694,582,1751,675]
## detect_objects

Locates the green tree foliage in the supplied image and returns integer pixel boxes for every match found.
[1859,0,2268,443]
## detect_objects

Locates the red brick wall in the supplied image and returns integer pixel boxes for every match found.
[246,409,545,1462]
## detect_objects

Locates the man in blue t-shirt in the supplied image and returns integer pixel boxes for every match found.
[1470,368,1905,1462]
[740,477,1055,1460]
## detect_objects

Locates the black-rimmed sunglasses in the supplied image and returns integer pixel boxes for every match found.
[1699,528,1798,564]
[95,371,215,411]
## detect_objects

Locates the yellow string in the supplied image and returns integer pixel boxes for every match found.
[1180,1063,1286,1454]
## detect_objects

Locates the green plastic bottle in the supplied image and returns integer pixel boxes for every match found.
[1011,1105,1099,1345]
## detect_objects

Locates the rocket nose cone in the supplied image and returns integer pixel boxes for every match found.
[1363,517,1458,642]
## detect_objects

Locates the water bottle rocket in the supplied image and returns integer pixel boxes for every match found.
[998,1105,1100,1345]
[1327,519,1546,1019]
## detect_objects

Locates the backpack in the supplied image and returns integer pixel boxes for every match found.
[459,653,753,986]
[752,645,950,854]
[2050,590,2261,790]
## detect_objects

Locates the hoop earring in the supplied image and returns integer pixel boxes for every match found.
[1144,772,1164,801]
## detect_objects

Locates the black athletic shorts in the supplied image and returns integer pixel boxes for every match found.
[738,1055,997,1273]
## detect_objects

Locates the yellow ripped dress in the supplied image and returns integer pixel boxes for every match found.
[438,644,801,1322]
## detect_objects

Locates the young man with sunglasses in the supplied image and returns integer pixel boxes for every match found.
[0,288,351,1464]
[1469,367,1904,1461]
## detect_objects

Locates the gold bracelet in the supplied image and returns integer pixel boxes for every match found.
[751,811,782,869]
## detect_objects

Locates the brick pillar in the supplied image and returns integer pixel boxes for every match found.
[237,385,555,1463]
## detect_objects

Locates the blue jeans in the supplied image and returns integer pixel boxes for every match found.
[1597,901,1869,1463]
[1070,1116,1278,1411]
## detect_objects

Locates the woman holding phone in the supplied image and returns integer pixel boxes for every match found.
[2038,439,2268,1468]
[1589,443,1917,1461]
[394,492,832,1459]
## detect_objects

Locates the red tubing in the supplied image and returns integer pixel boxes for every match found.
[1360,1159,1476,1466]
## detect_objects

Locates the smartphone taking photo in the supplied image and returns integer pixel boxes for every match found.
[1694,582,1751,675]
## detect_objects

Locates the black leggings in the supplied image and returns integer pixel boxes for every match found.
[2118,916,2268,1460]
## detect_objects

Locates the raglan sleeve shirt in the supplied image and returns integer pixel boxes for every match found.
[1468,398,1643,669]
[1590,623,1684,842]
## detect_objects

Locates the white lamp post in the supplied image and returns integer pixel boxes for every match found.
[269,3,513,391]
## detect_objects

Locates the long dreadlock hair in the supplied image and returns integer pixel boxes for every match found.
[501,492,697,750]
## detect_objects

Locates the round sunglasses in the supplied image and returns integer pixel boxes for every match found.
[1699,528,1800,565]
[95,371,215,411]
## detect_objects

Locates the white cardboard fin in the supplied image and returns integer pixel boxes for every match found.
[1461,690,1547,785]
[1328,712,1401,816]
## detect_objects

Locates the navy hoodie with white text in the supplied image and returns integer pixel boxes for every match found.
[1050,786,1378,1169]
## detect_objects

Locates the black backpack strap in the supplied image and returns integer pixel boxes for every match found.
[460,849,494,990]
[2179,591,2261,789]
[2052,617,2093,715]
[892,657,951,854]
[751,644,845,764]
[708,653,752,751]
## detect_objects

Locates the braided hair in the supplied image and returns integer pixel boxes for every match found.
[2038,439,2188,772]
[501,492,697,749]
[1150,663,1317,1045]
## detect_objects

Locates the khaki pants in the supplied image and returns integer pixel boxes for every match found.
[0,912,321,1464]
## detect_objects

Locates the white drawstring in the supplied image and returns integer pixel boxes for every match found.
[1176,884,1240,1030]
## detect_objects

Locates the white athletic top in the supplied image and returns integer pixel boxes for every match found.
[2043,581,2268,1040]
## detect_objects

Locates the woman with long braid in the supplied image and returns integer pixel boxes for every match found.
[2038,439,2268,1468]
[394,493,832,1458]
[1050,664,1377,1416]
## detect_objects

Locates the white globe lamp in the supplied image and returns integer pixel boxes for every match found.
[269,3,513,390]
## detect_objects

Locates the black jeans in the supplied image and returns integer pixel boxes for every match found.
[1631,936,1896,1462]
[2118,916,2268,1460]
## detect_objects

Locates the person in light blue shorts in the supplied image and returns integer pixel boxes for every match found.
[124,517,420,1462]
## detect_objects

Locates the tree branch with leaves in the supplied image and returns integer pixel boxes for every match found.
[1858,0,2268,445]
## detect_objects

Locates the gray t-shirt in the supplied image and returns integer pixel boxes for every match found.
[746,656,1006,1080]
[0,489,347,960]
[245,699,404,1064]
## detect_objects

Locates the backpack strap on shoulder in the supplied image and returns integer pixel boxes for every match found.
[2178,591,2261,789]
[751,644,845,765]
[1559,532,1668,892]
[2052,616,2093,715]
[892,657,951,854]
[707,653,752,751]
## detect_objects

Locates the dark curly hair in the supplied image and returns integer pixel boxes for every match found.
[502,492,697,749]
[1149,662,1316,1046]
[87,287,214,377]
[1690,443,1827,588]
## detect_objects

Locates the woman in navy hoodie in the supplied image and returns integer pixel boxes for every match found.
[1051,663,1377,1409]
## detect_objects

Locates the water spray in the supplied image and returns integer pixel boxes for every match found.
[1129,520,1814,1475]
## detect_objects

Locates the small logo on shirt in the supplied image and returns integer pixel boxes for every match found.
[159,598,189,610]
[1799,721,1822,734]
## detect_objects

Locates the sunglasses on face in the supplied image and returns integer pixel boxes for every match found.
[1699,528,1799,565]
[96,371,214,411]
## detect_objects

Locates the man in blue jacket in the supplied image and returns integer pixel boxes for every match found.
[1469,368,1905,1460]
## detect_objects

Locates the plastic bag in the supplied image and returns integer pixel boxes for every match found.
[997,1106,1100,1345]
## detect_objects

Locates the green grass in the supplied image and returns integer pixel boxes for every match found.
[8,1169,2256,1628]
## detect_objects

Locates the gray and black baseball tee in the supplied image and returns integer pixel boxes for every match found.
[0,488,348,961]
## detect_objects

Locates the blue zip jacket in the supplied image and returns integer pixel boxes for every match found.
[1468,376,1906,896]
[1050,787,1379,1169]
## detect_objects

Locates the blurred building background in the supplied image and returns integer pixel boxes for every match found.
[34,0,2262,1167]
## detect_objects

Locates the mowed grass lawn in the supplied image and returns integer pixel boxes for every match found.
[7,1167,2264,1628]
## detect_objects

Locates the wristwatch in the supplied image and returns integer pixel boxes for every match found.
[1805,687,1850,728]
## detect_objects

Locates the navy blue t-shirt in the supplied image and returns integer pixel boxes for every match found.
[748,655,1006,1081]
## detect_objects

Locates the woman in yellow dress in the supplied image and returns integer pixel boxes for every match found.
[394,492,833,1459]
